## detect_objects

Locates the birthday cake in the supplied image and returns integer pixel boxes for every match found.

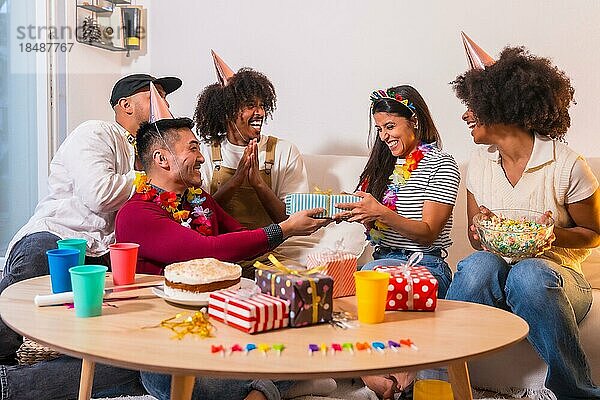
[164,258,242,301]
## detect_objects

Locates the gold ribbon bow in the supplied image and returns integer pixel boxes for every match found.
[312,186,332,195]
[254,254,326,323]
[312,186,333,217]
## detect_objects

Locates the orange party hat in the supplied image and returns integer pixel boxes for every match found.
[461,31,495,70]
[149,81,173,123]
[211,49,235,85]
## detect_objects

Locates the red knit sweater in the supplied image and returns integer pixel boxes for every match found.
[115,192,269,275]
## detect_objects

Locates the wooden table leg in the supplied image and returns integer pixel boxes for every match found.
[448,360,473,400]
[78,358,95,400]
[171,374,195,400]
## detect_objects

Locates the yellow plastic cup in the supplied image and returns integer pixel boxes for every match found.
[354,270,390,324]
[413,379,454,400]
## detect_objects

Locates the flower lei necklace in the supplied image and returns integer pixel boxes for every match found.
[368,142,434,244]
[134,173,213,235]
[381,142,434,211]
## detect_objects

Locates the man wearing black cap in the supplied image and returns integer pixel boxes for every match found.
[0,74,181,399]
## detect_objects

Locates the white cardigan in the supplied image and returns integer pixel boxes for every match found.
[466,134,599,273]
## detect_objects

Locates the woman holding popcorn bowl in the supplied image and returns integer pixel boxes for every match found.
[446,42,600,399]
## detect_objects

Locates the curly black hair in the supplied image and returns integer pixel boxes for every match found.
[357,85,442,202]
[452,46,575,140]
[194,68,277,144]
[136,117,194,171]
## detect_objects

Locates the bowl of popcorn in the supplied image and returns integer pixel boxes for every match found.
[473,209,554,259]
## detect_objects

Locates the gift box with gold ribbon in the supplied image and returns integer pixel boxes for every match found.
[255,255,333,327]
[285,188,360,218]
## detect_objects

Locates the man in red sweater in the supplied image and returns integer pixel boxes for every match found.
[115,117,328,275]
[116,116,327,400]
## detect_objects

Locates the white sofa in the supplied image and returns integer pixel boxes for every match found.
[294,154,600,397]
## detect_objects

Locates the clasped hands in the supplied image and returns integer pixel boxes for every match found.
[231,139,265,189]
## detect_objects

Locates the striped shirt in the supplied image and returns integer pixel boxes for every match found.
[373,147,461,252]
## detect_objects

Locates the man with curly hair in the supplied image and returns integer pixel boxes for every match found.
[195,55,308,232]
[447,44,600,399]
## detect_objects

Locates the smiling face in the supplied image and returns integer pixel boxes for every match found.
[374,112,419,158]
[462,108,492,144]
[167,128,205,189]
[228,97,265,145]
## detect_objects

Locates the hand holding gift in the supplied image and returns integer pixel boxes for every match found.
[279,208,332,237]
[334,191,391,224]
[285,188,361,218]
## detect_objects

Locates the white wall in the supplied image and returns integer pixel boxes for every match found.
[67,0,600,163]
[65,1,152,131]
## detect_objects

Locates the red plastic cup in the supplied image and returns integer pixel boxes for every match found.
[108,243,139,286]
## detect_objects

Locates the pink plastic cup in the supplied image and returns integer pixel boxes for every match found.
[108,243,139,286]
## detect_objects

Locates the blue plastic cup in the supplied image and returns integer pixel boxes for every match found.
[57,238,87,266]
[69,265,107,318]
[46,249,80,293]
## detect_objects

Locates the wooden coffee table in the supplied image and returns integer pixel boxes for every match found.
[0,275,528,400]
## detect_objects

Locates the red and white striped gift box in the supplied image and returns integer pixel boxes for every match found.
[208,289,290,334]
[307,251,357,298]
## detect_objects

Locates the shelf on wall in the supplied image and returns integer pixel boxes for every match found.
[79,41,127,52]
[76,4,112,13]
[75,0,139,54]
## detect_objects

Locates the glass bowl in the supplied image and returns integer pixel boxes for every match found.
[473,209,554,259]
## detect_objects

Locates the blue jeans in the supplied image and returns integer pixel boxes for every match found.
[446,251,599,400]
[361,248,453,299]
[141,371,294,400]
[0,232,62,360]
[0,355,145,400]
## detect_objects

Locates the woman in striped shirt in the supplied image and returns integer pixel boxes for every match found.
[337,85,460,298]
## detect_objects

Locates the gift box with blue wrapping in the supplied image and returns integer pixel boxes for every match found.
[255,262,333,327]
[285,193,360,218]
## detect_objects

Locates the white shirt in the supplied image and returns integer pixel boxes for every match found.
[466,133,599,272]
[375,146,461,252]
[5,120,136,258]
[199,135,309,200]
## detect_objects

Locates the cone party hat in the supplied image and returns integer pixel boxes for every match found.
[149,81,173,123]
[211,50,235,85]
[461,31,495,70]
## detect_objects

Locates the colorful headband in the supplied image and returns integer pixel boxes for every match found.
[370,89,416,115]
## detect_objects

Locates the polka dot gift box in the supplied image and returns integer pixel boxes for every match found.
[373,265,438,311]
[255,268,333,327]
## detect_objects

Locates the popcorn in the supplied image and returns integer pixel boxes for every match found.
[474,211,554,259]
